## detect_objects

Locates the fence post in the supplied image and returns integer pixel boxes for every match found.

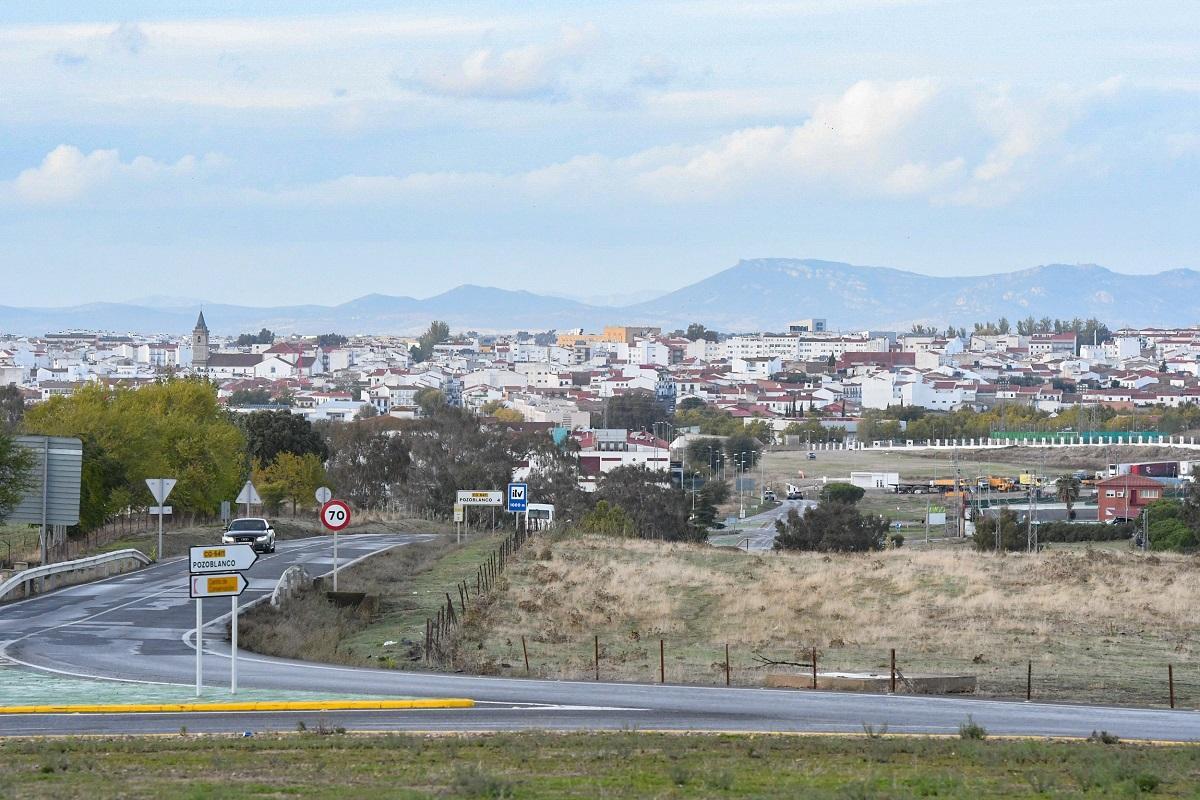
[725,643,730,687]
[595,635,600,681]
[1169,664,1176,709]
[522,635,530,675]
[1026,660,1032,701]
[889,648,896,694]
[812,646,817,690]
[660,639,665,684]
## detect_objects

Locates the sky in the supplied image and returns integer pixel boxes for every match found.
[1,1,1197,307]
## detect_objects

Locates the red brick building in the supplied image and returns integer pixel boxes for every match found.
[1097,474,1165,522]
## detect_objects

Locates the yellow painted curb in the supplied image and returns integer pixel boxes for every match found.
[0,698,475,715]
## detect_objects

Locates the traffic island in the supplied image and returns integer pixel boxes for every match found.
[0,698,475,714]
[765,672,977,694]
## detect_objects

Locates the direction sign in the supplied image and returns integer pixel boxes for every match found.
[507,482,528,513]
[315,486,332,505]
[190,572,248,598]
[321,499,352,532]
[456,490,502,507]
[189,544,259,574]
[453,504,465,523]
[236,481,262,506]
[146,478,176,504]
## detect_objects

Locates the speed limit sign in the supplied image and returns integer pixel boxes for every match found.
[320,499,352,532]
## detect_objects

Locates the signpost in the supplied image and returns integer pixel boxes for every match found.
[455,490,502,506]
[146,478,177,561]
[315,486,332,505]
[453,504,465,543]
[11,436,83,579]
[320,499,352,591]
[188,543,256,696]
[236,481,262,517]
[507,482,528,513]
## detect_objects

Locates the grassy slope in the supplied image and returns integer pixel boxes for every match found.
[239,534,503,669]
[1,732,1197,799]
[453,534,1200,706]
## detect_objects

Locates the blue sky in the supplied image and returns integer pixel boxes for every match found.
[1,1,1197,307]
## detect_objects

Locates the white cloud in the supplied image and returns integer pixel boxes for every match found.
[409,24,598,100]
[10,145,221,204]
[108,22,147,55]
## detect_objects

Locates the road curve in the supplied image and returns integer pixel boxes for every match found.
[2,533,1200,740]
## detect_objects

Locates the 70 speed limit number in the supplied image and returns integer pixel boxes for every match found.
[320,499,352,532]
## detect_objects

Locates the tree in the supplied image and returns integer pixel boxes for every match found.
[973,508,1025,552]
[596,465,702,541]
[493,408,525,423]
[603,391,669,431]
[411,321,450,363]
[240,410,329,467]
[1055,474,1081,520]
[316,333,348,348]
[579,500,632,536]
[1,384,25,431]
[23,379,244,522]
[819,482,865,504]
[826,354,837,369]
[686,436,725,475]
[227,388,273,406]
[415,387,447,416]
[236,328,274,347]
[320,417,411,509]
[685,323,719,342]
[724,431,762,465]
[774,501,889,552]
[677,397,706,413]
[0,433,34,522]
[254,452,327,515]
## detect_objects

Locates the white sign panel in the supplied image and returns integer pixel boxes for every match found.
[190,572,248,598]
[148,506,173,515]
[453,504,465,523]
[146,478,177,504]
[236,481,262,505]
[456,490,503,507]
[315,486,332,505]
[189,544,259,574]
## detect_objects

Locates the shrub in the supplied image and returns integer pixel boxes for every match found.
[819,482,866,504]
[959,716,987,740]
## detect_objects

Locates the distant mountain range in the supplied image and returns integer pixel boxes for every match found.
[2,260,1197,336]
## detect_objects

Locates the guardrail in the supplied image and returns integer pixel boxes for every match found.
[0,549,152,603]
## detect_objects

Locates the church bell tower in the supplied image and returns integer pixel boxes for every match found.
[192,311,209,371]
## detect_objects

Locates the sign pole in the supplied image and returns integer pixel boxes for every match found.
[195,597,203,697]
[333,528,339,591]
[231,594,238,695]
[157,483,164,560]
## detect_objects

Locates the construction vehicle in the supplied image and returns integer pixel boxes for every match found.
[930,477,972,493]
[976,475,1017,493]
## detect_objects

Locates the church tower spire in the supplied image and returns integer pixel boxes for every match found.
[191,310,210,371]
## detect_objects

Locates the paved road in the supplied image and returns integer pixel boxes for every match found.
[3,534,1200,740]
[711,499,815,550]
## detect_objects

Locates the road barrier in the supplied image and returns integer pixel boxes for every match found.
[0,548,151,603]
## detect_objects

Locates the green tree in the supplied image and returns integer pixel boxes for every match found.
[1055,474,1081,520]
[774,501,889,552]
[227,388,273,406]
[23,379,244,522]
[316,333,348,348]
[236,328,274,346]
[240,410,329,467]
[684,323,719,342]
[411,321,450,363]
[602,390,669,431]
[973,508,1026,552]
[0,433,35,522]
[254,452,327,515]
[415,387,447,416]
[724,431,762,466]
[596,465,702,542]
[819,482,865,504]
[579,500,632,536]
[1,384,25,431]
[320,417,411,509]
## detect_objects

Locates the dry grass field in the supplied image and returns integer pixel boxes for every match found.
[454,534,1200,707]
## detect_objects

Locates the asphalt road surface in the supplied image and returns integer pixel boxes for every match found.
[3,533,1200,740]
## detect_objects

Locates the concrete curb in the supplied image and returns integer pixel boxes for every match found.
[0,698,475,715]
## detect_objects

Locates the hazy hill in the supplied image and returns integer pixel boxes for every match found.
[1,260,1196,336]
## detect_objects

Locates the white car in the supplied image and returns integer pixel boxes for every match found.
[222,517,276,553]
